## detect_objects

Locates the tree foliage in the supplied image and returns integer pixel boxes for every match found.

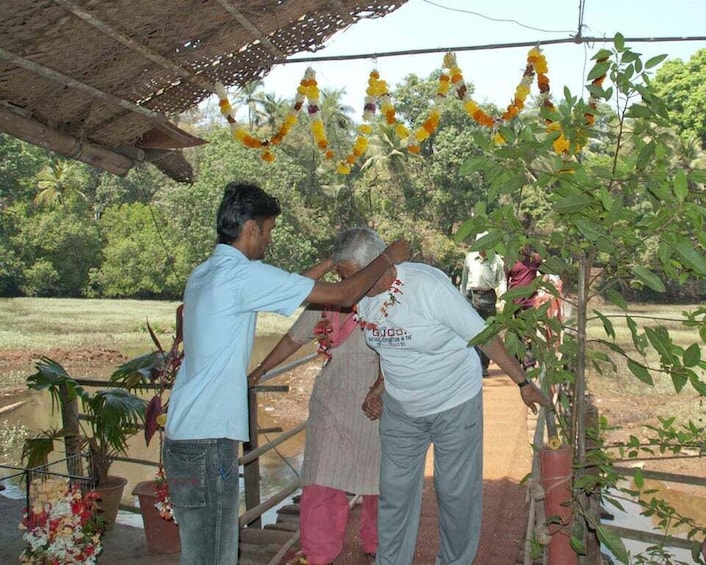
[457,35,706,563]
[653,48,706,147]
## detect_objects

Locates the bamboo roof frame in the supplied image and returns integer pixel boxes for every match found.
[0,0,408,182]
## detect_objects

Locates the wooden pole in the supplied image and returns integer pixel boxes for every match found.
[59,383,83,478]
[0,106,134,176]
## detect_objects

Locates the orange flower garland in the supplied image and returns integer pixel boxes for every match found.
[214,46,598,170]
[406,68,448,153]
[300,68,335,161]
[215,81,304,162]
[337,70,389,174]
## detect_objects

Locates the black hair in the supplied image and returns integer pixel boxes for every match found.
[216,182,281,244]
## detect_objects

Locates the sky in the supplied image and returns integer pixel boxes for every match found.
[225,0,706,115]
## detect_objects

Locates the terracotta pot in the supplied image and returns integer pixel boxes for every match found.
[94,475,128,532]
[132,480,181,554]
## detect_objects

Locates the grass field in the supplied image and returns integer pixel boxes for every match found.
[0,298,305,388]
[0,297,303,352]
[585,303,704,424]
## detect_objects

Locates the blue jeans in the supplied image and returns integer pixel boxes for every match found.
[163,438,240,565]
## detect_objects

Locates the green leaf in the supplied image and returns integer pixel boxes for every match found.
[633,467,644,489]
[597,526,628,563]
[628,359,654,385]
[569,535,586,555]
[459,156,486,176]
[673,239,706,275]
[632,266,666,292]
[605,290,627,311]
[594,311,616,339]
[554,194,593,214]
[626,104,655,120]
[455,219,481,243]
[587,62,611,81]
[645,54,668,68]
[684,343,701,368]
[592,49,612,61]
[673,169,688,202]
[691,378,706,396]
[614,33,625,51]
[574,217,603,241]
[598,187,614,212]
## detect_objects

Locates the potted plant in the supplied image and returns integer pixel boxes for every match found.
[23,356,147,529]
[109,306,183,554]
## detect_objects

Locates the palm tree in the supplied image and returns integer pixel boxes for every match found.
[320,88,355,155]
[363,121,414,198]
[234,79,265,130]
[34,159,84,208]
[261,92,289,133]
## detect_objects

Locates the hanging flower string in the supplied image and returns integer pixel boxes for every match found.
[215,46,594,170]
[355,278,404,331]
[154,465,176,522]
[406,68,448,154]
[314,310,334,362]
[337,70,390,174]
[215,81,302,163]
[300,69,335,161]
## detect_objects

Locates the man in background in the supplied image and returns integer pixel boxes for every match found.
[505,243,543,370]
[460,232,507,376]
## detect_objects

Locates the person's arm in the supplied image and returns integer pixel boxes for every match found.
[479,336,553,413]
[305,239,409,307]
[460,255,469,293]
[248,333,303,387]
[361,371,385,421]
[302,257,334,280]
[494,257,508,297]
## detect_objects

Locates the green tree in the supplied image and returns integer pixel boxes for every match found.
[9,204,102,296]
[458,36,706,563]
[234,79,266,130]
[0,135,50,208]
[92,203,189,299]
[34,160,85,208]
[653,48,706,146]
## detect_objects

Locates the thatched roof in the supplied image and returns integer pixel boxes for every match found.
[0,0,407,182]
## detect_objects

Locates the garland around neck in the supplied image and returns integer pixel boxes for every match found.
[355,278,404,331]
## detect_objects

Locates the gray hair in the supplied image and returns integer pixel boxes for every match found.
[333,227,386,268]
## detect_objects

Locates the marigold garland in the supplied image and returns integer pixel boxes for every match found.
[215,46,600,170]
[406,69,447,154]
[336,70,389,174]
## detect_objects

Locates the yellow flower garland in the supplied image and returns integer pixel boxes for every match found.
[215,81,305,162]
[215,46,590,171]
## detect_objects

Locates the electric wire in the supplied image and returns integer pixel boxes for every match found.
[421,0,576,34]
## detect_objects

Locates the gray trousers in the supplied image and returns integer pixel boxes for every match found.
[375,393,483,565]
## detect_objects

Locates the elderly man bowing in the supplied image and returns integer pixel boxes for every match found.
[332,227,551,565]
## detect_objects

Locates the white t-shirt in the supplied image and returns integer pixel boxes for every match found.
[358,262,486,417]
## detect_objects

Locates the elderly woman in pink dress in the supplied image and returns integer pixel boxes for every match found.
[249,304,380,564]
